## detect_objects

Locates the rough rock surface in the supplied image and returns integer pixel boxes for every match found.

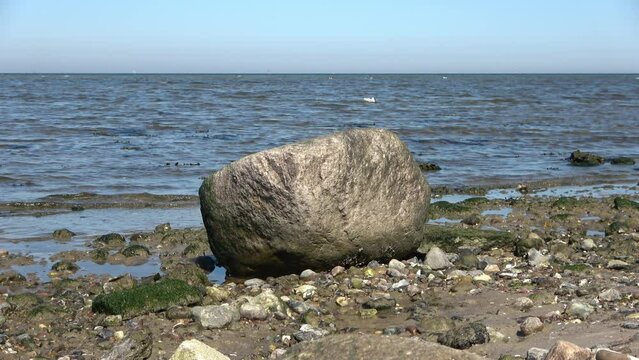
[199,129,430,276]
[282,333,487,360]
[169,339,230,360]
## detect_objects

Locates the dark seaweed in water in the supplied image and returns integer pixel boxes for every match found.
[0,74,638,202]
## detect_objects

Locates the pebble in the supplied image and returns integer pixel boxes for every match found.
[599,288,621,302]
[293,285,317,300]
[330,266,345,276]
[425,246,452,270]
[581,238,596,250]
[299,269,318,279]
[607,260,630,270]
[621,322,639,329]
[544,340,592,360]
[335,297,349,307]
[191,304,240,329]
[526,347,549,360]
[387,259,405,270]
[520,317,544,336]
[565,302,595,320]
[113,330,125,340]
[527,248,550,267]
[239,303,269,320]
[244,278,267,287]
[169,339,231,360]
[473,273,492,282]
[484,264,500,273]
[595,349,635,360]
[390,279,409,290]
[514,297,534,311]
[406,284,421,296]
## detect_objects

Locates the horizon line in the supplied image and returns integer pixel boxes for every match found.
[1,72,638,75]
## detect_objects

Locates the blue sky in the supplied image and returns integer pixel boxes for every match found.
[1,0,638,73]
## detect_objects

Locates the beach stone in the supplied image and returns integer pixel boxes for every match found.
[387,259,406,271]
[191,304,240,329]
[199,129,430,276]
[527,248,550,267]
[581,238,596,251]
[607,260,630,270]
[363,296,396,310]
[438,322,490,350]
[426,246,452,270]
[330,266,345,276]
[294,285,317,300]
[566,302,595,320]
[282,333,487,360]
[520,317,544,336]
[170,339,230,360]
[206,286,230,303]
[299,269,318,279]
[527,348,549,360]
[514,297,534,311]
[103,274,136,294]
[569,150,604,166]
[239,303,269,320]
[391,279,410,290]
[102,328,153,360]
[244,278,267,287]
[609,157,635,165]
[93,233,126,249]
[599,288,621,302]
[52,228,75,240]
[545,340,593,360]
[515,233,545,257]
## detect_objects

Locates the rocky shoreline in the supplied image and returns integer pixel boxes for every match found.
[0,192,638,359]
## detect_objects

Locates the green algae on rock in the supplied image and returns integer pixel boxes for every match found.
[420,225,515,253]
[613,197,639,210]
[120,244,151,257]
[609,157,635,165]
[92,279,202,319]
[551,197,591,209]
[93,233,126,249]
[568,150,604,166]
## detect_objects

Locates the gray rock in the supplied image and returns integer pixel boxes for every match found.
[239,303,269,320]
[426,246,452,270]
[565,302,595,320]
[52,228,76,240]
[581,238,596,251]
[102,329,152,360]
[599,288,621,302]
[169,339,230,360]
[199,129,430,276]
[527,248,550,267]
[299,269,318,279]
[391,279,410,290]
[387,259,406,271]
[438,322,490,350]
[607,260,630,270]
[363,296,396,310]
[526,347,549,360]
[283,334,487,360]
[520,317,544,336]
[244,278,267,287]
[191,304,239,329]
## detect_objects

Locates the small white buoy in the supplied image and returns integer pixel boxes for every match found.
[363,97,376,103]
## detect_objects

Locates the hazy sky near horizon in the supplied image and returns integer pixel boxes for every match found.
[1,0,638,73]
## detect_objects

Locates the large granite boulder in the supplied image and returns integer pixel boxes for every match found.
[282,334,487,360]
[199,128,430,276]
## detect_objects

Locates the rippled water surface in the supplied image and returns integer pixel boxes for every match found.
[2,74,638,202]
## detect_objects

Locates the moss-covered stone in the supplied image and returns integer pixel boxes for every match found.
[93,233,126,249]
[461,197,489,205]
[421,225,516,253]
[614,197,639,210]
[430,201,470,213]
[0,270,26,285]
[163,262,209,287]
[606,221,628,236]
[609,157,635,165]
[91,279,202,319]
[182,243,208,257]
[51,261,79,272]
[52,228,75,240]
[91,248,109,264]
[418,162,441,171]
[569,150,604,166]
[120,244,151,257]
